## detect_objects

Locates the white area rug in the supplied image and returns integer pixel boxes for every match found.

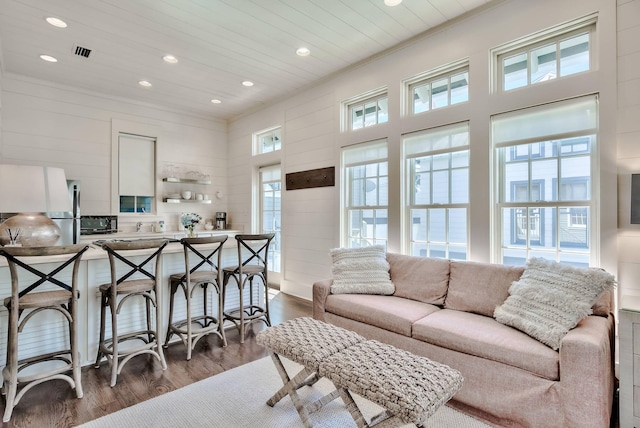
[77,356,491,428]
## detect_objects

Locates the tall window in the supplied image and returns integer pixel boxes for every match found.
[255,127,281,155]
[404,123,469,259]
[347,93,388,131]
[118,133,155,213]
[259,164,281,273]
[493,95,597,267]
[342,140,388,248]
[495,21,594,92]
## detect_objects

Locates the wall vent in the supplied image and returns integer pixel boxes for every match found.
[73,45,92,58]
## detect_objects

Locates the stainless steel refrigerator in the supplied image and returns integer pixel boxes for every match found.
[49,180,81,245]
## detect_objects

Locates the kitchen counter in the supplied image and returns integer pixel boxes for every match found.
[0,229,254,371]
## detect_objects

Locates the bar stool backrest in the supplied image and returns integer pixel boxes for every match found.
[179,235,228,283]
[101,240,168,286]
[234,233,275,275]
[0,244,89,299]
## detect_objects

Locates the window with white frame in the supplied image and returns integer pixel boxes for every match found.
[346,93,388,131]
[407,65,469,114]
[496,19,594,92]
[403,122,469,260]
[493,95,597,267]
[254,127,281,155]
[342,140,388,248]
[259,164,281,273]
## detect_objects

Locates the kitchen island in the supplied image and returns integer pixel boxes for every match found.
[0,230,251,373]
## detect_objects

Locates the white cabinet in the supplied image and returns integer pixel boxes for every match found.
[621,296,640,428]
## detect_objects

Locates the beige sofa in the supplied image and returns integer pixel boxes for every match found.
[312,253,615,428]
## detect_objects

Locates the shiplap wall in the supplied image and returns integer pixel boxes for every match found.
[229,0,619,300]
[0,73,229,231]
[616,0,640,299]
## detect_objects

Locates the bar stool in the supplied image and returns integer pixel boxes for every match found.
[222,233,275,343]
[0,244,89,422]
[94,239,168,387]
[164,235,228,360]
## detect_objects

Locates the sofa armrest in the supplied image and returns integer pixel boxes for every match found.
[558,313,615,426]
[312,279,332,322]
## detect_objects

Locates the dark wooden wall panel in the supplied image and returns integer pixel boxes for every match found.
[285,166,335,190]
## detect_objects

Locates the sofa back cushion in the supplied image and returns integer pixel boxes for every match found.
[387,253,450,305]
[445,260,524,317]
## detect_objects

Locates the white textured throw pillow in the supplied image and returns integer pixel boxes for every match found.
[494,257,615,350]
[330,246,395,295]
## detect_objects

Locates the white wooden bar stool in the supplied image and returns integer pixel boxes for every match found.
[0,244,89,422]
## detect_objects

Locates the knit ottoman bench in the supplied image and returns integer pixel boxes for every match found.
[256,317,464,428]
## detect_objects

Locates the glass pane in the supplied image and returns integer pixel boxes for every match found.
[503,248,527,266]
[448,208,467,243]
[414,171,431,205]
[432,170,449,204]
[502,208,525,247]
[375,209,388,239]
[413,83,430,114]
[429,208,446,242]
[411,209,427,242]
[559,206,589,250]
[364,101,377,127]
[531,158,557,201]
[451,150,468,168]
[560,157,590,200]
[136,197,152,213]
[364,178,378,206]
[560,33,590,76]
[378,97,388,123]
[530,43,557,84]
[504,162,529,203]
[450,71,469,104]
[449,245,467,260]
[273,129,282,151]
[451,169,468,203]
[378,176,389,205]
[429,244,446,259]
[119,196,135,213]
[558,252,589,268]
[503,52,527,90]
[351,105,363,130]
[431,78,449,109]
[535,207,555,249]
[432,153,449,170]
[412,242,427,257]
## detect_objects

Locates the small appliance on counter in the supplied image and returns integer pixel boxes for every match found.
[215,212,227,230]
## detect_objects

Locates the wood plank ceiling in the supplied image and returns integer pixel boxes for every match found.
[0,0,495,120]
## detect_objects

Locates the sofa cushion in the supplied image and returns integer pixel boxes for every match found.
[324,294,440,337]
[444,260,524,317]
[330,245,394,295]
[494,257,615,350]
[387,253,449,305]
[412,309,559,380]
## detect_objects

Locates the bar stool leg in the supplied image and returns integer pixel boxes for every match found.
[2,310,18,423]
[70,297,83,398]
[217,284,227,347]
[154,288,167,370]
[94,293,107,368]
[109,295,119,387]
[164,282,178,347]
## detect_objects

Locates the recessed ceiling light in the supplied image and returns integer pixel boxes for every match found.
[162,54,178,64]
[138,80,152,87]
[39,54,58,62]
[296,47,310,57]
[384,0,402,5]
[211,99,222,104]
[46,17,67,28]
[242,81,254,87]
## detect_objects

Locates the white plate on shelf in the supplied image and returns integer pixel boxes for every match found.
[166,194,181,199]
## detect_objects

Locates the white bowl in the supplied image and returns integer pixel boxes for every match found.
[204,224,214,231]
[181,191,192,200]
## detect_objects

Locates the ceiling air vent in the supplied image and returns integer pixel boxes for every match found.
[72,45,92,58]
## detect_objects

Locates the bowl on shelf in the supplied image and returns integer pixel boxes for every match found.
[181,191,192,200]
[204,223,214,231]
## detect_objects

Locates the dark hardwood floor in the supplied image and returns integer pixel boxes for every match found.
[0,290,312,428]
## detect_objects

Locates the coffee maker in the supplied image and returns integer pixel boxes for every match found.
[215,212,227,230]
